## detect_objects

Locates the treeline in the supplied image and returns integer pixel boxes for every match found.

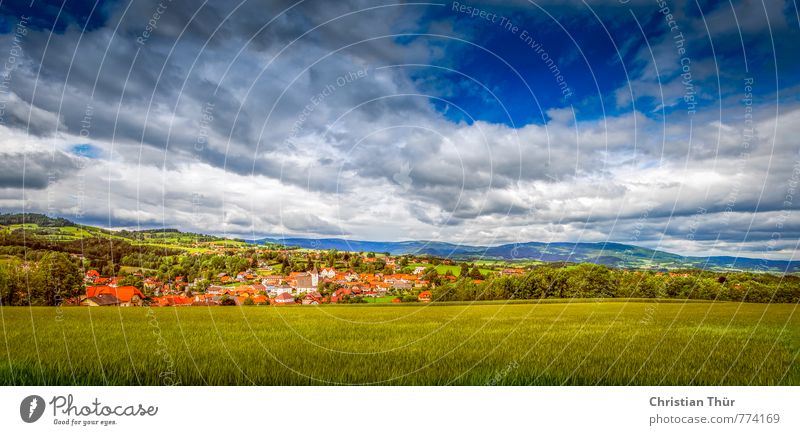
[116,228,224,243]
[0,230,181,275]
[0,252,84,306]
[0,213,74,227]
[430,264,800,304]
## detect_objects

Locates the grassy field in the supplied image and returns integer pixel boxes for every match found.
[363,296,397,303]
[0,301,797,385]
[408,262,495,276]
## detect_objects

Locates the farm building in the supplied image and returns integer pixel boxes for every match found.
[80,294,120,306]
[273,292,296,305]
[418,291,432,302]
[85,285,145,307]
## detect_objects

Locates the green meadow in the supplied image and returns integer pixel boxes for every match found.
[0,301,797,385]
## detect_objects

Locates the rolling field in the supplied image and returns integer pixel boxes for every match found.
[0,301,797,385]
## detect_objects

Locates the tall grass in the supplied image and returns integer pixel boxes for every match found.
[0,301,797,385]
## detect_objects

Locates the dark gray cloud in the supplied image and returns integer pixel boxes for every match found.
[0,151,80,189]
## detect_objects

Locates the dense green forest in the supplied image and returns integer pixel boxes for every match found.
[428,263,800,304]
[0,213,76,227]
[0,252,83,306]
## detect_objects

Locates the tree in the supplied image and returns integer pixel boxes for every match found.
[459,263,469,278]
[119,274,144,290]
[0,262,22,306]
[219,294,236,306]
[33,252,84,305]
[564,264,616,298]
[468,266,484,280]
[326,249,338,267]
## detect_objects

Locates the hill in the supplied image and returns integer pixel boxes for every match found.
[0,213,252,252]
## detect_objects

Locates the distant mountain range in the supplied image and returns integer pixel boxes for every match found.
[250,237,800,273]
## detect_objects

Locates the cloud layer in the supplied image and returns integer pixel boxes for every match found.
[0,0,798,259]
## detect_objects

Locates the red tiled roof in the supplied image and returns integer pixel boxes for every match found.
[109,286,145,303]
[86,285,144,302]
[86,285,112,298]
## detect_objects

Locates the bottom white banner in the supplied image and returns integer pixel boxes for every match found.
[1,387,797,434]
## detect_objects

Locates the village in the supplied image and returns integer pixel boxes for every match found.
[79,250,524,307]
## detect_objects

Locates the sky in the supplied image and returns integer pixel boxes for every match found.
[0,0,799,259]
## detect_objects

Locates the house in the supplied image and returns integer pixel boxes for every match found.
[413,266,427,275]
[262,276,284,286]
[302,292,322,305]
[233,284,255,297]
[86,285,145,307]
[320,268,336,279]
[418,291,432,302]
[273,292,296,305]
[81,294,120,306]
[268,284,293,297]
[86,285,113,298]
[110,286,146,306]
[389,280,412,290]
[151,295,192,307]
[206,285,225,295]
